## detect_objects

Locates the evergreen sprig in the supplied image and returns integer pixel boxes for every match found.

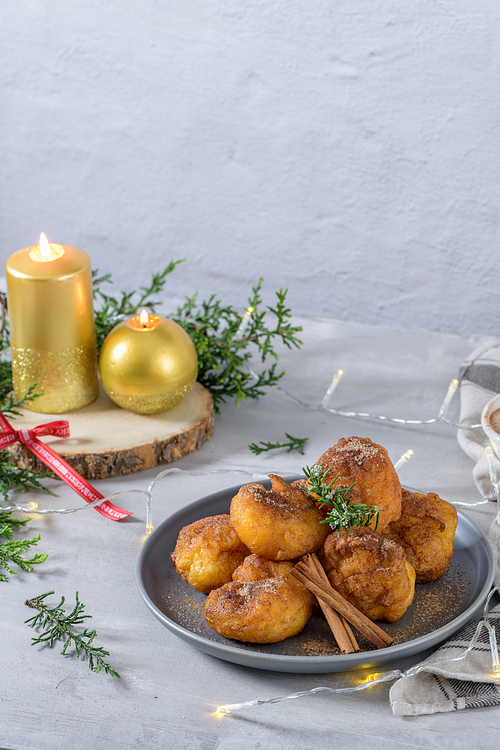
[302,464,380,534]
[249,433,308,455]
[0,384,43,419]
[0,452,53,504]
[0,508,30,538]
[93,260,184,351]
[0,518,48,581]
[25,590,120,678]
[0,292,9,356]
[174,279,303,412]
[0,264,303,503]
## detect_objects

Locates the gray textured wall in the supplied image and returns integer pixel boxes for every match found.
[1,2,499,335]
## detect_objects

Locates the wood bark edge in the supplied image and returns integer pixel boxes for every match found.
[6,407,215,480]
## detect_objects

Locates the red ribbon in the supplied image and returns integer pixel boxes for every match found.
[0,412,131,521]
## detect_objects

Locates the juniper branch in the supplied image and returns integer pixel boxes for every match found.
[25,590,120,678]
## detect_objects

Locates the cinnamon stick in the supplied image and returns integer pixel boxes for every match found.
[291,560,393,649]
[304,553,359,654]
[340,614,360,652]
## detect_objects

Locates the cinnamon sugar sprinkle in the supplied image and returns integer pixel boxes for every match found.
[237,579,280,601]
[336,438,380,465]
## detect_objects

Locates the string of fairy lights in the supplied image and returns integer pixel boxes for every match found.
[3,367,496,524]
[213,591,500,717]
[2,339,500,713]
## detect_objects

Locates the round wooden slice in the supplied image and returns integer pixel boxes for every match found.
[6,382,214,479]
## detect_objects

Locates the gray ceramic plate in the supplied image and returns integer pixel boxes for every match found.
[136,478,495,673]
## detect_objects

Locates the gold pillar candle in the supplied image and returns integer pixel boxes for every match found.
[6,233,99,413]
[98,310,198,414]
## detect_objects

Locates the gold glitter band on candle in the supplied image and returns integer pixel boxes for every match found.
[11,342,99,414]
[103,379,197,414]
[99,313,198,414]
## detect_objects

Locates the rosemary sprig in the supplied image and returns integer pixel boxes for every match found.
[249,433,308,455]
[0,522,48,581]
[302,464,380,534]
[25,590,120,678]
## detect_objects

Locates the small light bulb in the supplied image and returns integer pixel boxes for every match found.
[17,501,38,512]
[214,706,228,719]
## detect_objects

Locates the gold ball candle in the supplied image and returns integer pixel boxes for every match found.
[6,233,99,413]
[98,310,198,414]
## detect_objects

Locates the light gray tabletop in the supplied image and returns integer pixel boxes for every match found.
[1,316,499,750]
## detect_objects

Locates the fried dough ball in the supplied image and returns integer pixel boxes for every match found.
[230,474,329,561]
[315,437,402,530]
[204,576,314,643]
[232,553,295,582]
[170,514,250,594]
[382,489,458,583]
[232,553,315,606]
[322,527,416,622]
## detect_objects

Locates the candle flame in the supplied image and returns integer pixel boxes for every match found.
[39,232,54,261]
[139,309,149,326]
[29,233,64,262]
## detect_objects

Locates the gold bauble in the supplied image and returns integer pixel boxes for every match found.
[98,315,198,414]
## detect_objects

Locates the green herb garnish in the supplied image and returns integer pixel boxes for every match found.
[303,464,380,533]
[25,590,120,678]
[249,433,308,455]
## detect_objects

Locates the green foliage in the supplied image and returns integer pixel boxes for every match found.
[0,508,30,538]
[249,433,308,455]
[0,510,48,581]
[93,261,184,351]
[0,292,43,418]
[25,590,120,678]
[0,452,53,503]
[174,279,303,412]
[0,265,303,506]
[0,292,9,356]
[302,464,380,534]
[93,267,302,413]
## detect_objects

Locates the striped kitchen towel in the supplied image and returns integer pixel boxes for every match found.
[390,601,500,715]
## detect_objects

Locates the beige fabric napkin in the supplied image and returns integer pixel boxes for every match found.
[389,343,500,715]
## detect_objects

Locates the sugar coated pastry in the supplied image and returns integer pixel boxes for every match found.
[382,489,458,583]
[322,527,416,623]
[232,554,295,582]
[204,576,314,643]
[232,553,315,606]
[170,514,250,594]
[315,437,402,530]
[230,473,329,561]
